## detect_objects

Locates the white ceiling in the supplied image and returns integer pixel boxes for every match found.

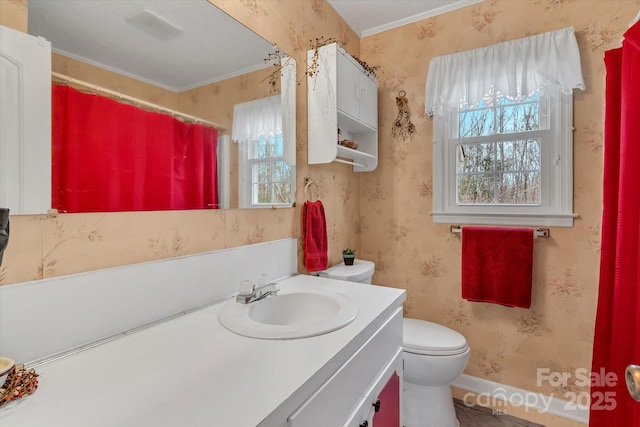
[327,0,485,37]
[28,0,484,91]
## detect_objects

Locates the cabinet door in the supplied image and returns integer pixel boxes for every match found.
[0,25,51,215]
[373,372,400,427]
[336,50,362,121]
[358,74,378,129]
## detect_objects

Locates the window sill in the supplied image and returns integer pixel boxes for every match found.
[431,211,578,227]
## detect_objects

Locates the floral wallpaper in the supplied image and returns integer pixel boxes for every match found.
[3,0,639,425]
[357,0,639,424]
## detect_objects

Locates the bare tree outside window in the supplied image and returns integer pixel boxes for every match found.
[456,91,541,205]
[251,134,293,205]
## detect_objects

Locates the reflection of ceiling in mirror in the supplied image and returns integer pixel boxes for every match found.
[28,0,276,91]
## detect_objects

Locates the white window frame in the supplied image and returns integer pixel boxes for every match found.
[431,86,577,227]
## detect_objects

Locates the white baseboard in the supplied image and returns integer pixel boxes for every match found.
[451,373,589,424]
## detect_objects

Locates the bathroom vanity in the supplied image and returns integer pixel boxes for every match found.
[0,240,405,427]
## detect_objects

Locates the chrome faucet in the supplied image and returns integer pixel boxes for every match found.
[236,276,280,304]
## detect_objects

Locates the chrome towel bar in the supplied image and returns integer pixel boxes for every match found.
[450,225,550,238]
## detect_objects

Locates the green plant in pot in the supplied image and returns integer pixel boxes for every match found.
[342,248,356,266]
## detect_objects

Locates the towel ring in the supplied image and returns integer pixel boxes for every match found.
[304,178,319,201]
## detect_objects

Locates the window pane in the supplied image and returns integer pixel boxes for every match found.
[495,139,540,172]
[497,102,539,133]
[272,161,290,182]
[254,183,271,203]
[456,140,541,205]
[459,91,541,138]
[271,135,283,157]
[272,182,291,203]
[497,172,540,204]
[251,160,292,205]
[457,174,494,203]
[457,143,495,173]
[459,106,494,137]
[254,162,271,183]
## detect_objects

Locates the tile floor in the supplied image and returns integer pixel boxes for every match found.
[454,399,545,427]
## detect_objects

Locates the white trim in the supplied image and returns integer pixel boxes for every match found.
[452,373,589,424]
[360,0,484,37]
[431,211,578,227]
[217,135,230,209]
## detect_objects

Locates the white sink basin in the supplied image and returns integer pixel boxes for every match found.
[218,289,359,339]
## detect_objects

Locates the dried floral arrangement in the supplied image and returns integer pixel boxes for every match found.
[0,365,39,407]
[262,48,294,93]
[305,36,337,88]
[263,36,381,90]
[392,90,416,141]
[351,56,381,79]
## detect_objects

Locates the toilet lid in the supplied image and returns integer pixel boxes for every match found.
[403,318,469,356]
[319,260,375,282]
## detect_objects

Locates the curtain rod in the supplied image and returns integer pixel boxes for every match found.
[51,72,225,130]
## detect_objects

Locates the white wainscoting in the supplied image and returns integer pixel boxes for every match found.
[0,238,297,365]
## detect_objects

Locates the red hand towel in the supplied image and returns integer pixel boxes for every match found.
[303,200,328,272]
[461,226,534,309]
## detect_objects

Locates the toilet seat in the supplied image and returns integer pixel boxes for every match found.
[403,318,469,356]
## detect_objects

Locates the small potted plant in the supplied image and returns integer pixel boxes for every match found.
[342,248,356,266]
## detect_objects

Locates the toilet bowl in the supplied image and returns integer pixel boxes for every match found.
[319,259,470,427]
[403,318,469,427]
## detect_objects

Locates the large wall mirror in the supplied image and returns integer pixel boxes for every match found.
[22,0,295,213]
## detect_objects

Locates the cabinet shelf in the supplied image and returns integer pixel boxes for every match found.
[336,145,376,168]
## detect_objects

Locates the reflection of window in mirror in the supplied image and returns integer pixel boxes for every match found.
[233,96,294,208]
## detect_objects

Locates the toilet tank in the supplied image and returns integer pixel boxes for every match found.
[319,259,375,284]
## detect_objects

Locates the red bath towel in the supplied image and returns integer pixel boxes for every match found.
[461,226,534,308]
[303,200,328,272]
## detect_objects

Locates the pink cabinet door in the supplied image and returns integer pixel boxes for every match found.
[372,372,400,426]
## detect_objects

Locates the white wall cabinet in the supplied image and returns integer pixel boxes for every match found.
[307,43,378,172]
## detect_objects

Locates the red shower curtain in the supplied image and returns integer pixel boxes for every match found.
[52,85,218,212]
[590,22,640,425]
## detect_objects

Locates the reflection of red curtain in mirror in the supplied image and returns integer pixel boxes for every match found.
[52,85,218,212]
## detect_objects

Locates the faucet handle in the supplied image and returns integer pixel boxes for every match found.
[238,280,255,296]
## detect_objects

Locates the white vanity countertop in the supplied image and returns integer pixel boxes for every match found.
[0,275,405,427]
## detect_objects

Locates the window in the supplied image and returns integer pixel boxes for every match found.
[425,27,585,227]
[432,86,574,226]
[232,95,295,208]
[246,133,293,206]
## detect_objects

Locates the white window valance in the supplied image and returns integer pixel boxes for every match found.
[231,95,282,144]
[425,27,585,116]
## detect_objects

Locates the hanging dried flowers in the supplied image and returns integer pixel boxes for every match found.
[392,90,416,141]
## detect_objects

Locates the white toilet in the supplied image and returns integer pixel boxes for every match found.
[320,259,470,427]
